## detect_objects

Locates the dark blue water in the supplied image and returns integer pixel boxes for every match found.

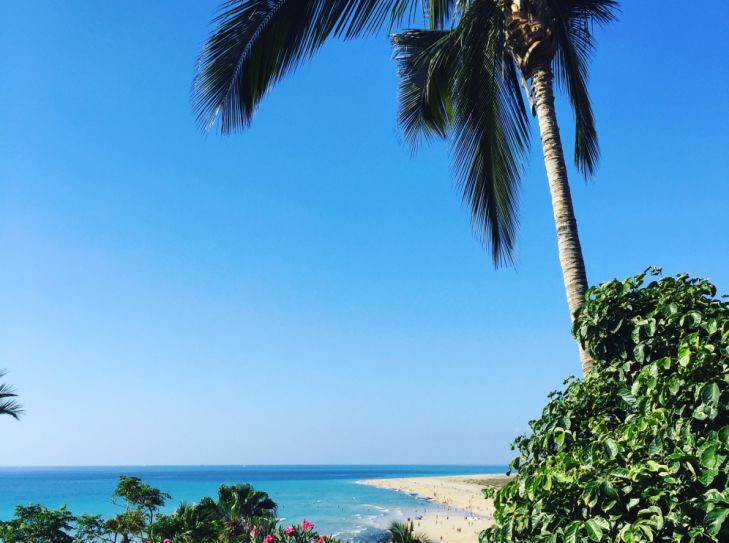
[0,465,505,538]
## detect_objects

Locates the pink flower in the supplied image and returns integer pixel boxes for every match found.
[163,540,173,543]
[302,520,315,532]
[251,527,261,537]
[285,526,296,536]
[317,537,327,543]
[265,534,275,543]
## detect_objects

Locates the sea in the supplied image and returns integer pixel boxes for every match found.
[0,465,506,540]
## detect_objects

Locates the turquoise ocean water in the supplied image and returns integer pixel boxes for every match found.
[0,465,506,539]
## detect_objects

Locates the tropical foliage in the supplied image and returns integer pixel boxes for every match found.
[481,269,729,543]
[388,521,433,543]
[0,370,22,420]
[0,504,74,543]
[152,483,278,543]
[0,477,340,543]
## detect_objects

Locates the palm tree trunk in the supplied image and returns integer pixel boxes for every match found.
[530,63,592,375]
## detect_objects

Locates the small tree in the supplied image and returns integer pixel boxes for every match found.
[74,514,115,543]
[110,476,170,542]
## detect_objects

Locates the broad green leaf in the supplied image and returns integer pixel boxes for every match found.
[719,425,729,446]
[677,346,692,366]
[699,468,719,486]
[707,318,718,334]
[582,482,599,508]
[656,356,671,369]
[564,521,582,543]
[667,378,680,395]
[704,507,729,536]
[646,319,657,336]
[704,489,725,503]
[617,388,638,411]
[700,382,720,405]
[699,442,719,468]
[604,439,618,460]
[645,460,667,473]
[585,518,603,542]
[687,310,703,326]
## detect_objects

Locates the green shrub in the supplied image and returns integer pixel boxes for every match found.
[0,504,74,543]
[481,270,729,543]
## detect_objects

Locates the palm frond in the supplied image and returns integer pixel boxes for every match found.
[425,0,457,29]
[393,0,529,265]
[0,370,23,420]
[564,0,620,24]
[388,521,434,543]
[392,29,456,150]
[449,0,530,266]
[550,0,619,176]
[194,0,435,133]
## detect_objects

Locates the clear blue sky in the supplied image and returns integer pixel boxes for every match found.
[1,1,727,466]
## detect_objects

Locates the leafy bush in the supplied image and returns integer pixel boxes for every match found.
[0,504,74,543]
[481,270,729,543]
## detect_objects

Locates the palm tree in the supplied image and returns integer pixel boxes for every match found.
[192,0,618,374]
[388,521,433,543]
[153,485,277,543]
[214,484,277,542]
[163,501,221,543]
[0,370,23,420]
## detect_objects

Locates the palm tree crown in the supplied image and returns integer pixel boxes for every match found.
[388,521,434,543]
[192,0,619,373]
[393,0,616,261]
[194,0,614,262]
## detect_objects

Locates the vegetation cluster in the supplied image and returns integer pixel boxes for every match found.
[482,270,729,543]
[0,477,330,543]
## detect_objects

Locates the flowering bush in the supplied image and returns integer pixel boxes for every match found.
[248,519,339,543]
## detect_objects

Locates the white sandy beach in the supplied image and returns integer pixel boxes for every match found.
[359,474,510,543]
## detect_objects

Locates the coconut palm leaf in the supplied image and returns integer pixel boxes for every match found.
[0,370,22,420]
[392,29,456,149]
[216,484,277,524]
[394,0,530,265]
[449,1,529,266]
[388,521,434,543]
[193,0,445,133]
[550,0,618,176]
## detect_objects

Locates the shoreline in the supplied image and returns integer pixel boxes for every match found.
[358,474,510,543]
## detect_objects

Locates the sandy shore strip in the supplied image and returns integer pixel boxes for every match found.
[359,474,511,543]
